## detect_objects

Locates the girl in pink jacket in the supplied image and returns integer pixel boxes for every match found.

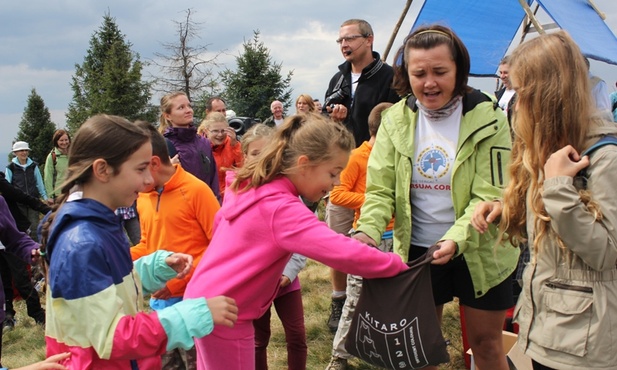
[184,113,410,369]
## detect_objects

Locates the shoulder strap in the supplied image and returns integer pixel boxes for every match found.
[612,99,617,112]
[575,135,617,189]
[581,135,617,157]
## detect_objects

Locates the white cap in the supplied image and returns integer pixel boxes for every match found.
[12,141,30,152]
[225,110,236,119]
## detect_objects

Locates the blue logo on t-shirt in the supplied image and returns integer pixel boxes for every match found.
[416,146,450,180]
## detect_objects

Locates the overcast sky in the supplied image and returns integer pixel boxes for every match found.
[1,0,617,154]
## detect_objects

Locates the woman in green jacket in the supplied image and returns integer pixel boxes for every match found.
[354,25,518,370]
[44,129,70,202]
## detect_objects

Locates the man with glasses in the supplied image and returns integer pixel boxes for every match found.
[322,18,399,370]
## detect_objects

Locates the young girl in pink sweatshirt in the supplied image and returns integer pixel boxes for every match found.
[184,113,410,369]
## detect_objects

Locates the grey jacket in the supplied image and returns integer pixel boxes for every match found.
[514,122,617,369]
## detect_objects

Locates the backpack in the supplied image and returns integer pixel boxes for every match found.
[575,135,617,189]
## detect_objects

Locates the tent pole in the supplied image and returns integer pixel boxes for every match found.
[383,0,414,62]
[519,0,545,35]
[519,3,540,44]
[588,0,606,20]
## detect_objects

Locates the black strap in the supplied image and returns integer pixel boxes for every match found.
[575,135,617,189]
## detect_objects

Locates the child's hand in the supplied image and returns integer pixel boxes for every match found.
[225,127,238,146]
[165,253,193,279]
[151,286,172,300]
[544,145,590,179]
[280,275,291,288]
[170,154,180,165]
[31,248,42,264]
[352,232,377,247]
[207,296,238,328]
[16,352,70,370]
[471,200,502,234]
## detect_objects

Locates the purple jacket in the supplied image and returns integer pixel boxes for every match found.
[163,125,220,200]
[0,195,38,322]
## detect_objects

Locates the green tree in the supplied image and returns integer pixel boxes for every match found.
[220,30,293,120]
[66,13,156,133]
[14,88,56,164]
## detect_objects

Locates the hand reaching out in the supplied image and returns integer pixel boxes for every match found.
[351,232,377,247]
[16,352,70,370]
[165,253,193,279]
[207,296,238,328]
[151,286,172,300]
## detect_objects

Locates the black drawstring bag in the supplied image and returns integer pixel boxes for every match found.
[345,245,450,369]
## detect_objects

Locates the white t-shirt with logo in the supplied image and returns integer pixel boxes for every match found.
[410,105,462,248]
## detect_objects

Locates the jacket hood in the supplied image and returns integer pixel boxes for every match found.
[164,125,198,142]
[46,198,119,260]
[11,157,34,167]
[221,171,298,222]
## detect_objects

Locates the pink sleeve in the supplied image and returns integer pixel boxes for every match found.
[109,311,168,359]
[273,200,407,278]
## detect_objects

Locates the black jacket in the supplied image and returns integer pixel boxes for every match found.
[0,172,51,232]
[323,51,399,147]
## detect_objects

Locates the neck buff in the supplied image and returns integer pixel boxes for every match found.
[416,95,462,121]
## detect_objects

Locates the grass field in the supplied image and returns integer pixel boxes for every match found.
[2,259,466,369]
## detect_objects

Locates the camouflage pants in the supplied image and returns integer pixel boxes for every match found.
[161,346,196,370]
[331,237,393,359]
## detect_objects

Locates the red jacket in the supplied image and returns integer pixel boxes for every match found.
[212,136,243,198]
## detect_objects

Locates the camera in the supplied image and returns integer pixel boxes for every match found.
[228,117,261,140]
[324,89,346,108]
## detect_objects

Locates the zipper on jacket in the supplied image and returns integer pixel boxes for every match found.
[497,151,504,185]
[456,119,498,158]
[545,281,593,293]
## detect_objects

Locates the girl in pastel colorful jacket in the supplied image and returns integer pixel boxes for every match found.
[41,114,237,370]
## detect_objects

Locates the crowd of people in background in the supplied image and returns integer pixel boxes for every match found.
[1,16,617,370]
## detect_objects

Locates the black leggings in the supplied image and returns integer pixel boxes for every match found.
[532,360,556,370]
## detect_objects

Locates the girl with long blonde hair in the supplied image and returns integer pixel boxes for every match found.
[472,31,617,369]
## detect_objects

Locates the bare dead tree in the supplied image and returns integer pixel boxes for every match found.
[150,9,223,101]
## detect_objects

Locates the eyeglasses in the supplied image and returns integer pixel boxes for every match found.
[335,34,367,44]
[209,129,226,135]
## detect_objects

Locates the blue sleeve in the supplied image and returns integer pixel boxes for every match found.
[157,297,214,351]
[133,250,176,294]
[35,167,48,199]
[4,167,12,183]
